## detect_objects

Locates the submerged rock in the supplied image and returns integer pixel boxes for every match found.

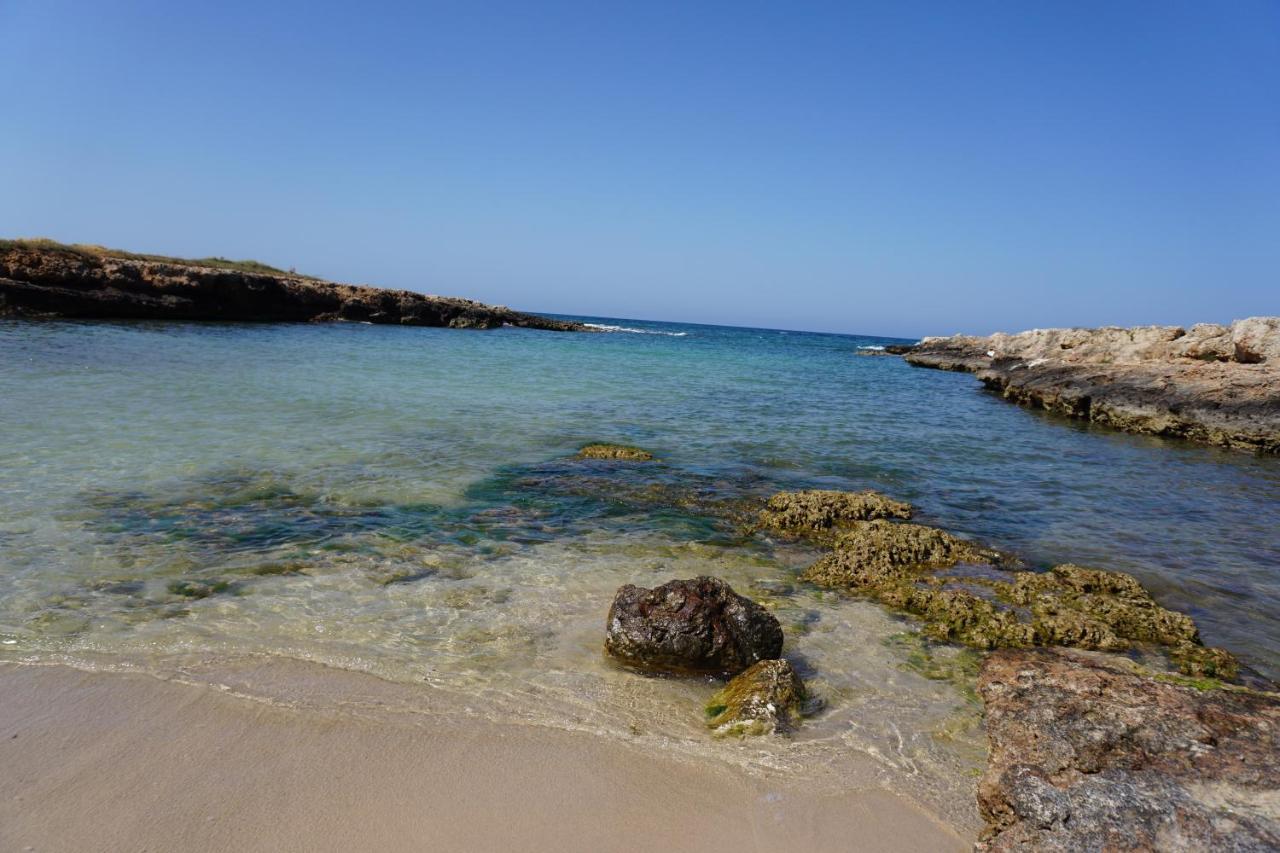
[705,659,807,737]
[604,577,783,676]
[758,489,912,538]
[977,647,1280,851]
[575,443,655,461]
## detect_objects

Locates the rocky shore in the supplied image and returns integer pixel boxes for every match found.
[0,240,584,331]
[589,462,1279,848]
[900,320,1280,453]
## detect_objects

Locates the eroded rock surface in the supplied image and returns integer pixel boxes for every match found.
[758,489,913,539]
[901,320,1280,452]
[977,647,1280,851]
[704,659,807,737]
[783,500,1236,678]
[0,242,583,331]
[604,577,783,676]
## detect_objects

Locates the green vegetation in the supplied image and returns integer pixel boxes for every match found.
[0,237,315,278]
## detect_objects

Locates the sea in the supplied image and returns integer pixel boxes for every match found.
[2,315,1278,825]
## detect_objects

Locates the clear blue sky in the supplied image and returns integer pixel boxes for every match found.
[2,1,1277,336]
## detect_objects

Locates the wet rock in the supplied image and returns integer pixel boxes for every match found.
[799,520,995,588]
[575,443,655,461]
[604,577,784,676]
[704,659,807,737]
[796,520,1235,677]
[758,490,912,538]
[977,647,1280,851]
[0,241,584,332]
[902,319,1280,453]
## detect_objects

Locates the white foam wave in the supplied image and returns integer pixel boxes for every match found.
[584,323,688,337]
[857,345,886,351]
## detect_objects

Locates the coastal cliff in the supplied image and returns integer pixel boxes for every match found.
[0,240,584,332]
[902,320,1280,453]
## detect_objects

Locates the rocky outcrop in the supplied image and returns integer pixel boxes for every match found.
[901,321,1280,452]
[704,659,808,737]
[775,493,1237,679]
[757,489,913,539]
[0,242,583,331]
[977,647,1280,851]
[604,577,784,676]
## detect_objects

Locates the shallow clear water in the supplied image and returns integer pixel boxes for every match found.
[2,316,1278,821]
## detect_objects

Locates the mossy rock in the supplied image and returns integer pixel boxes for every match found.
[575,443,654,461]
[793,517,1238,680]
[759,489,912,539]
[800,520,995,588]
[705,659,807,737]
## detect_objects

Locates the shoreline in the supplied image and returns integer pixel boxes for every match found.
[0,660,970,852]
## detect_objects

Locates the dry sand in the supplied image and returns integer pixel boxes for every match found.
[0,661,970,852]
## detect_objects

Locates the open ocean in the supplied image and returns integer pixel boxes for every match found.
[2,315,1277,822]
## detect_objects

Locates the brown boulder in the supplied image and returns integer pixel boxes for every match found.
[604,577,783,676]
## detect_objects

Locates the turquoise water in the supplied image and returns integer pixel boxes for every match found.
[2,316,1278,818]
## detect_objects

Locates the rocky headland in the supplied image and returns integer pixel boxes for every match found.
[0,239,584,331]
[900,320,1280,453]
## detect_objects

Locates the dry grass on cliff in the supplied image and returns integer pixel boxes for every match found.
[0,237,317,278]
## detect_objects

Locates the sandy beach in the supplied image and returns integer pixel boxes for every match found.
[0,662,969,852]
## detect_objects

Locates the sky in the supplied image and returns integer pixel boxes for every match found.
[1,1,1277,336]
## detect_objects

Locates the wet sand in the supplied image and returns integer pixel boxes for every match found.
[0,662,970,852]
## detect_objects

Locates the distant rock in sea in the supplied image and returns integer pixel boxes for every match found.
[0,238,584,332]
[898,320,1280,453]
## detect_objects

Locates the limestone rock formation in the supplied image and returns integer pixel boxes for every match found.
[900,320,1280,452]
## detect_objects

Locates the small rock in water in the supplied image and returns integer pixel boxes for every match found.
[604,577,783,676]
[758,489,913,539]
[575,443,654,461]
[705,659,807,737]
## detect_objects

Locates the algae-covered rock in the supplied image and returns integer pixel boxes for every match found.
[1003,564,1237,678]
[759,490,912,538]
[604,577,783,676]
[791,516,1237,678]
[1170,642,1240,681]
[576,443,654,461]
[800,520,994,588]
[705,659,807,737]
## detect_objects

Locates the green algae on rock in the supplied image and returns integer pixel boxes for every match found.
[758,489,913,538]
[705,659,808,737]
[575,443,655,461]
[786,509,1239,679]
[800,519,998,588]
